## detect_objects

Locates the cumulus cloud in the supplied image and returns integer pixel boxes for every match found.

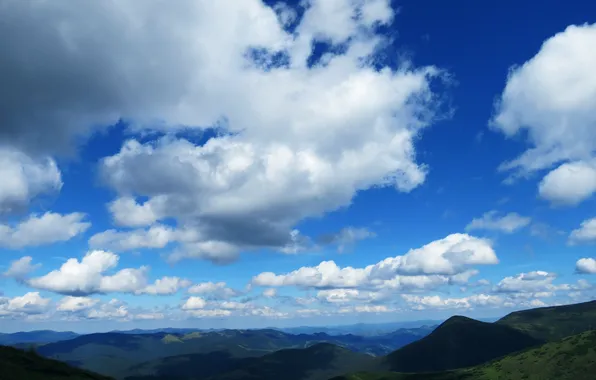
[187,281,241,299]
[538,160,596,205]
[139,277,192,295]
[86,299,129,320]
[0,0,444,264]
[182,296,207,310]
[0,292,51,316]
[402,293,506,310]
[26,250,147,296]
[318,227,376,253]
[186,309,232,318]
[56,296,99,312]
[23,250,187,296]
[88,224,175,252]
[0,148,62,214]
[317,289,382,303]
[465,211,531,234]
[569,218,596,245]
[252,233,497,289]
[490,23,596,203]
[576,258,596,274]
[3,256,41,279]
[0,212,90,249]
[493,271,587,296]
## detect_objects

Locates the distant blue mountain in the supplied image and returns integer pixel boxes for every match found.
[276,321,442,336]
[0,330,79,345]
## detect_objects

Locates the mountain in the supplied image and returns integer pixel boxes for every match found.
[496,300,596,341]
[123,343,377,380]
[333,329,596,380]
[36,328,424,378]
[279,322,440,336]
[0,345,112,380]
[380,315,543,372]
[0,330,79,345]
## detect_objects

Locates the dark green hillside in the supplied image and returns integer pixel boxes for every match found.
[37,328,421,378]
[0,345,112,380]
[123,343,376,380]
[209,343,377,380]
[36,332,264,378]
[496,299,596,341]
[122,351,241,380]
[381,315,543,372]
[334,329,596,380]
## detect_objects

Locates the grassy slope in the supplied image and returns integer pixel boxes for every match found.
[0,345,112,380]
[381,316,543,373]
[334,329,596,380]
[496,300,596,341]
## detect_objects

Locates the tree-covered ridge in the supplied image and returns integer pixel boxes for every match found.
[0,345,112,380]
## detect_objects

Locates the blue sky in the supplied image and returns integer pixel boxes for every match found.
[0,0,595,333]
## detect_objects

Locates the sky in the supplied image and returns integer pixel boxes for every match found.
[0,0,596,333]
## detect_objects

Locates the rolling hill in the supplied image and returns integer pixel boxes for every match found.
[496,300,596,341]
[36,328,426,378]
[0,345,112,380]
[380,315,543,372]
[0,330,79,345]
[333,329,596,380]
[123,343,377,380]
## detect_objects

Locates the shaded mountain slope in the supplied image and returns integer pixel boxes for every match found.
[496,300,596,341]
[333,329,596,380]
[209,343,377,380]
[381,315,543,372]
[122,343,376,380]
[37,328,425,378]
[0,345,112,380]
[0,330,79,345]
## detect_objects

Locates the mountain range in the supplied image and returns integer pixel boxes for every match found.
[1,300,595,380]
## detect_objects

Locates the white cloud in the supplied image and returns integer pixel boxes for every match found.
[252,233,497,289]
[26,250,149,296]
[21,0,440,264]
[108,197,161,227]
[133,312,165,320]
[576,258,596,274]
[338,304,391,314]
[0,292,51,316]
[491,23,596,174]
[89,224,175,252]
[138,277,192,295]
[182,297,207,310]
[0,0,447,266]
[186,309,232,318]
[187,281,240,299]
[569,218,596,245]
[402,293,507,310]
[56,296,99,312]
[316,288,381,303]
[0,212,90,249]
[0,148,62,214]
[319,227,376,253]
[3,256,41,279]
[263,288,277,298]
[465,211,531,233]
[490,23,596,202]
[86,299,129,320]
[538,160,596,205]
[494,271,581,294]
